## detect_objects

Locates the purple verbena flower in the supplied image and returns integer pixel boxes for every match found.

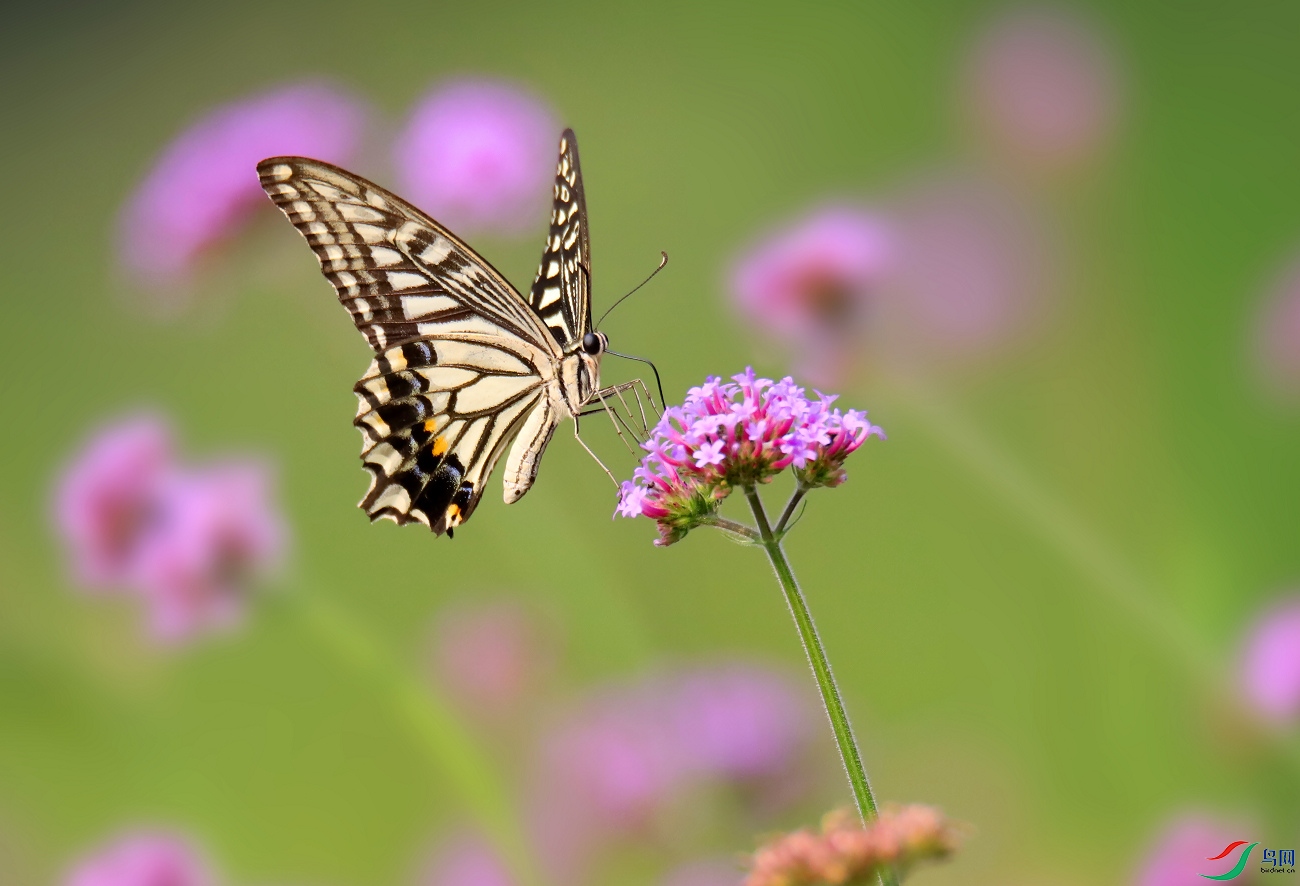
[615,369,884,545]
[394,80,557,235]
[54,416,173,589]
[1238,594,1300,724]
[64,830,218,886]
[118,81,366,291]
[131,462,285,643]
[731,207,893,385]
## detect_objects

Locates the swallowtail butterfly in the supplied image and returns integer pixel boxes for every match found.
[259,130,644,537]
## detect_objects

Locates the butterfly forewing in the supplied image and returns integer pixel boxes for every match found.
[528,129,591,347]
[258,156,565,535]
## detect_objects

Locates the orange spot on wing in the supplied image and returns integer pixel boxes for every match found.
[430,434,449,456]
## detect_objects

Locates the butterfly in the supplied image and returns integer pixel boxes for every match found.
[258,129,648,537]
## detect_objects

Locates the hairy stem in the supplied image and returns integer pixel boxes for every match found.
[774,480,810,535]
[699,514,762,541]
[742,486,899,886]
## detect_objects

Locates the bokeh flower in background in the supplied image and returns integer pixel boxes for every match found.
[131,462,285,642]
[430,598,551,721]
[1238,593,1300,726]
[54,415,173,589]
[1133,813,1251,886]
[962,6,1121,175]
[1251,253,1300,403]
[117,80,367,295]
[53,414,287,643]
[529,663,810,882]
[730,206,894,385]
[667,665,808,781]
[420,832,515,886]
[394,80,557,235]
[885,174,1054,364]
[744,805,961,886]
[64,829,218,886]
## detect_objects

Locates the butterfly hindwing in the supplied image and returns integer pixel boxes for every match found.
[528,129,591,347]
[258,156,567,535]
[353,338,547,534]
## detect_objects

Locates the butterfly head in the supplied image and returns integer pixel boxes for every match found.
[581,331,608,356]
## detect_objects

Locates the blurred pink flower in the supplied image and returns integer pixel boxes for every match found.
[52,413,287,643]
[118,80,366,289]
[528,664,810,879]
[54,416,173,589]
[394,80,557,234]
[64,830,217,886]
[540,691,683,830]
[432,599,549,720]
[1252,255,1300,402]
[668,665,808,780]
[746,805,961,886]
[886,174,1052,360]
[421,833,515,886]
[131,462,286,642]
[1134,813,1252,886]
[963,7,1121,173]
[662,859,743,886]
[730,206,894,384]
[1238,594,1300,724]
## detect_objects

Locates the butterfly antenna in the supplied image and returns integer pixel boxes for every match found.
[596,251,668,328]
[605,349,666,412]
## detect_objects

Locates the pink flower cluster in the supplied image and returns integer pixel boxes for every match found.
[745,805,961,886]
[53,414,285,643]
[616,369,884,545]
[64,830,217,886]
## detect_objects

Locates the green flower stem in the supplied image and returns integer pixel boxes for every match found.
[699,514,761,541]
[742,485,899,886]
[774,481,810,535]
[293,592,544,886]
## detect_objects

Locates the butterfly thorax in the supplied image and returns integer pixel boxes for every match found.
[557,332,606,416]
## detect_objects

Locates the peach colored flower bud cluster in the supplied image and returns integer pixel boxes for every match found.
[745,805,961,886]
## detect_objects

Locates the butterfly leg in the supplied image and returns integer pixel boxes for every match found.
[572,417,621,488]
[610,384,647,440]
[594,382,648,453]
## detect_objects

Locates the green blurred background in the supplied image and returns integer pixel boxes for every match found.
[2,0,1299,883]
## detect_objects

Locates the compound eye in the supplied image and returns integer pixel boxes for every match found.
[582,332,602,355]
